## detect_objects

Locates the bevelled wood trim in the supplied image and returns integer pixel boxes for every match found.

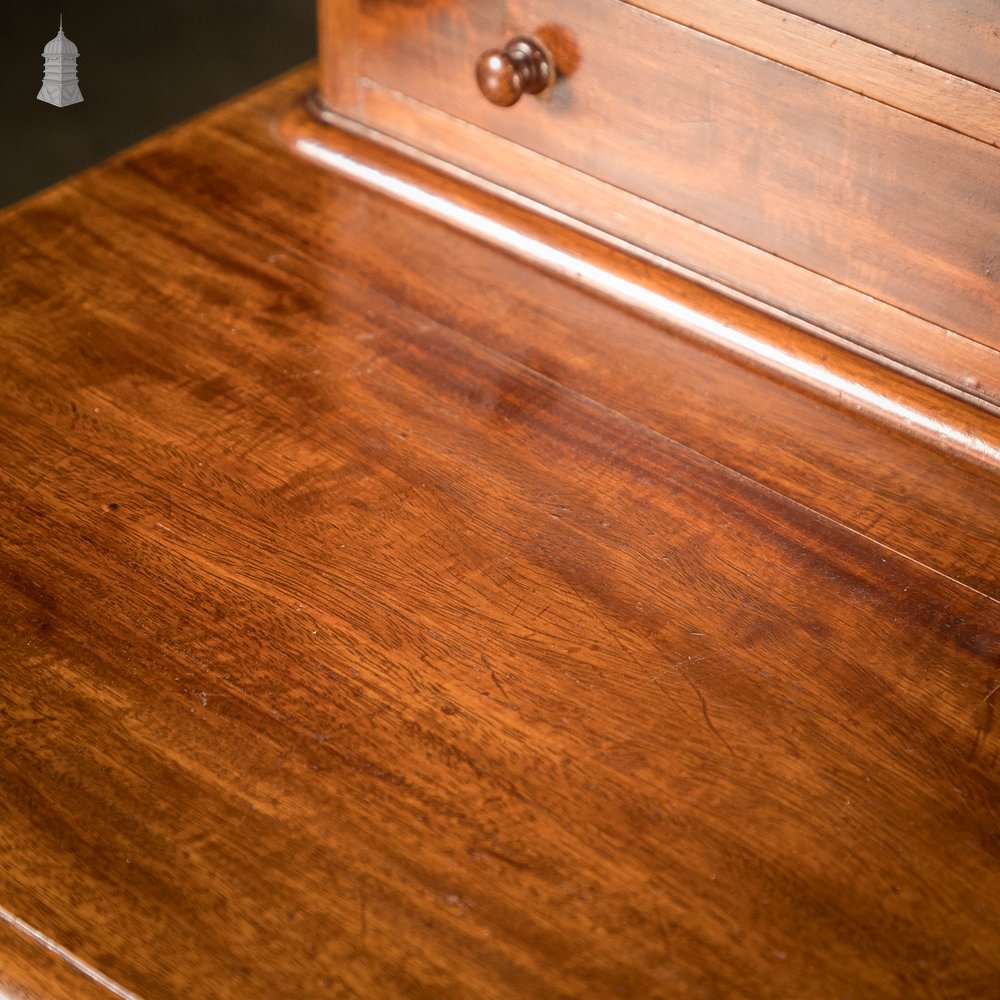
[0,908,124,1000]
[625,0,999,147]
[352,83,1000,411]
[289,95,1000,471]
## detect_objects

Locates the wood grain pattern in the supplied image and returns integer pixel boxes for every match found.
[355,0,1000,348]
[1,65,998,998]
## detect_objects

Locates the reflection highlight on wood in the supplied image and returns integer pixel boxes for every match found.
[0,907,129,999]
[293,98,1000,470]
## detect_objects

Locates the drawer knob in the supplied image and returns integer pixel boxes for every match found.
[475,36,555,107]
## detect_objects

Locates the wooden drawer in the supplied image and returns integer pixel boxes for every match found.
[766,0,1000,89]
[319,1,1000,406]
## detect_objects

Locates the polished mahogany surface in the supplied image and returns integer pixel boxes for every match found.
[1,66,998,998]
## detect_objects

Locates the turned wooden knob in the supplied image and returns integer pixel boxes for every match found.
[475,36,555,108]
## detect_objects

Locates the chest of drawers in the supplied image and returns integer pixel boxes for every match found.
[1,4,998,998]
[315,0,1000,410]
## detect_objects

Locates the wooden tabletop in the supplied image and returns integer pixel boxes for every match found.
[1,65,998,999]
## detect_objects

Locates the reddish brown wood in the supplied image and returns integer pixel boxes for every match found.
[0,64,998,999]
[318,0,358,113]
[284,96,1000,596]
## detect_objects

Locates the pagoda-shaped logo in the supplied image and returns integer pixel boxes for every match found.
[38,16,83,108]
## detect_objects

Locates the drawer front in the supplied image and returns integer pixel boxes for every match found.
[766,0,1000,90]
[354,0,999,350]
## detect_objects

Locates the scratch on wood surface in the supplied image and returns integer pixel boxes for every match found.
[469,846,533,872]
[669,656,735,756]
[481,653,512,702]
[490,670,509,698]
[687,677,736,756]
[969,675,998,762]
[651,654,707,683]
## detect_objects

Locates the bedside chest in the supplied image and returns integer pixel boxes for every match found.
[0,3,998,997]
[314,0,1000,412]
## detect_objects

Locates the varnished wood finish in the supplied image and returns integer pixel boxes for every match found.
[318,0,359,112]
[323,0,1000,409]
[296,97,1000,472]
[289,89,1000,597]
[1,66,999,998]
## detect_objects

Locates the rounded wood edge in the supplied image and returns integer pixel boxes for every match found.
[0,905,135,1000]
[272,92,1000,474]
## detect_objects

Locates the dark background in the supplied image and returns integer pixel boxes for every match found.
[0,1,315,208]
